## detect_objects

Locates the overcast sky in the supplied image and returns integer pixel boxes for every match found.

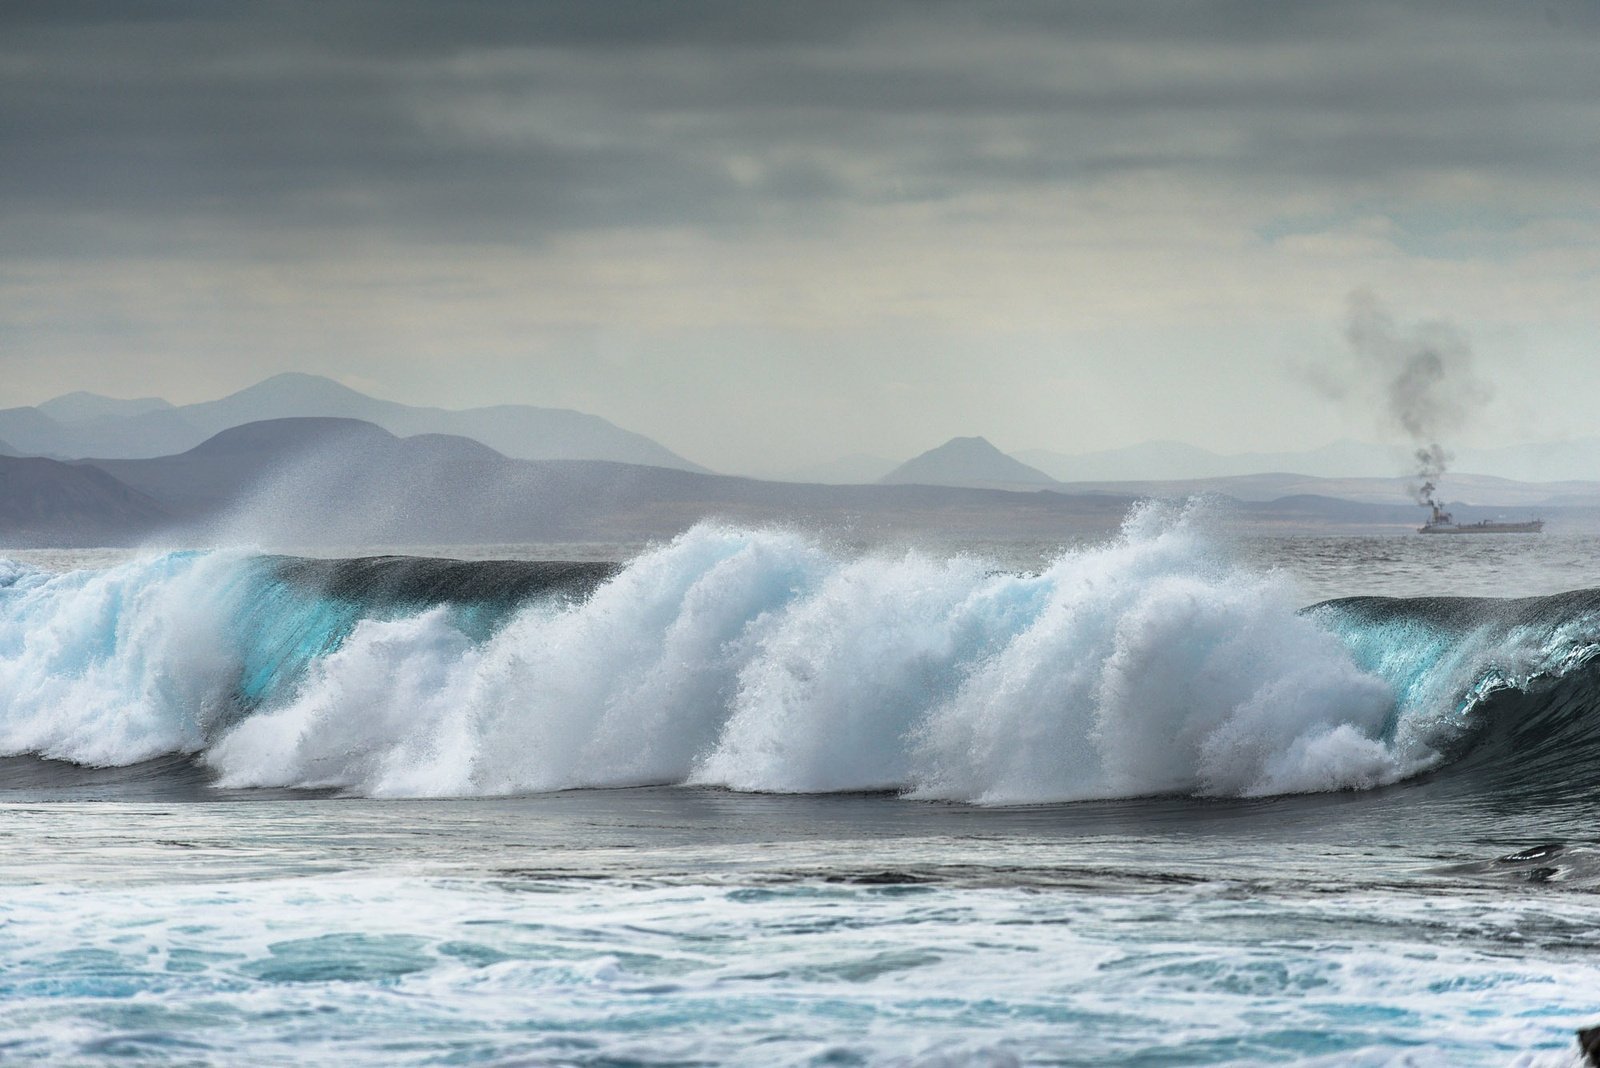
[3,1,1598,473]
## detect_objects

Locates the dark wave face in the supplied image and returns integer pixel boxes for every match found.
[1309,590,1600,807]
[268,555,618,607]
[3,514,1600,805]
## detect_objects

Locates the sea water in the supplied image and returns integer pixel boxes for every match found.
[2,504,1599,1065]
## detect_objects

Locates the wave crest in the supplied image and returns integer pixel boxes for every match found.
[208,507,1424,801]
[17,506,1582,803]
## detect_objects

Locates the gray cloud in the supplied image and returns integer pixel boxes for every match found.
[4,0,1599,255]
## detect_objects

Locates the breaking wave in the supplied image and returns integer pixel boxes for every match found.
[2,505,1597,804]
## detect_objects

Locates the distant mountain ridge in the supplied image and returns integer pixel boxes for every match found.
[1,373,705,471]
[4,416,1595,548]
[881,436,1057,489]
[58,418,1141,546]
[86,417,442,515]
[0,456,173,545]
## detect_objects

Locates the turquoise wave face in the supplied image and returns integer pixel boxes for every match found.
[224,557,600,717]
[0,551,608,768]
[226,561,355,713]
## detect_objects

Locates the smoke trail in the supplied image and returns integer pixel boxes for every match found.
[1414,443,1447,509]
[1318,291,1492,503]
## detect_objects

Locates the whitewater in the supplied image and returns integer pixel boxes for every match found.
[0,505,1428,799]
[4,505,1600,1065]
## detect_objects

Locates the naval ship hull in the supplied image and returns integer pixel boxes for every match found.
[1418,520,1545,534]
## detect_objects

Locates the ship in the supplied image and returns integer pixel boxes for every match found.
[1418,500,1544,534]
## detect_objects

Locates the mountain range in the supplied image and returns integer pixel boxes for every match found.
[12,373,1600,489]
[0,457,173,546]
[855,436,1600,510]
[2,374,1597,548]
[19,418,1139,546]
[0,373,704,471]
[3,416,1590,549]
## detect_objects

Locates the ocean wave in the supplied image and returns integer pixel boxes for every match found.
[3,505,1596,803]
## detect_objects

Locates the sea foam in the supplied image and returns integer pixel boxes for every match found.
[0,505,1464,800]
[0,551,244,766]
[200,504,1422,801]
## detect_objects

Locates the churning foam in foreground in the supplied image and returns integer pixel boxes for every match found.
[0,505,1440,802]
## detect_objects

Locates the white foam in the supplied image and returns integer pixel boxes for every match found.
[1,872,1595,1065]
[207,506,1428,801]
[209,527,833,794]
[0,551,244,765]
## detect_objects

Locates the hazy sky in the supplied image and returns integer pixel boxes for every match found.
[4,1,1598,473]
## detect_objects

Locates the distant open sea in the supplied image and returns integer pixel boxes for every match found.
[4,507,1600,1065]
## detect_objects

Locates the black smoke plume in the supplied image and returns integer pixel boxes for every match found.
[1315,291,1492,505]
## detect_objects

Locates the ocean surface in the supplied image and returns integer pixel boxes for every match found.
[3,503,1599,1065]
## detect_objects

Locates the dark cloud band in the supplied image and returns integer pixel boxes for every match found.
[3,0,1598,256]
